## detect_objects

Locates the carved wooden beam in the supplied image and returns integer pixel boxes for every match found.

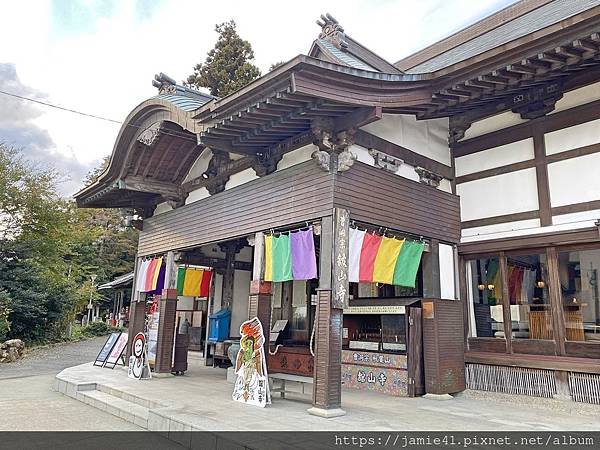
[117,176,183,199]
[332,106,382,133]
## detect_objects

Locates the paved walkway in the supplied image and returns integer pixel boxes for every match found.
[57,361,600,432]
[0,337,154,432]
[0,336,109,380]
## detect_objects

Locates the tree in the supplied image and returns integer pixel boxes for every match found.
[0,144,138,342]
[186,20,261,97]
[269,61,286,72]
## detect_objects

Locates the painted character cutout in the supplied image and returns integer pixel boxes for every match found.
[232,317,271,407]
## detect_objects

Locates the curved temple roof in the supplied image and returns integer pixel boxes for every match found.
[75,4,600,210]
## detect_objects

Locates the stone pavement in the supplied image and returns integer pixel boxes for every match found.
[0,337,145,431]
[56,361,600,433]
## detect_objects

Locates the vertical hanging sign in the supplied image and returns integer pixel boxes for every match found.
[332,208,350,309]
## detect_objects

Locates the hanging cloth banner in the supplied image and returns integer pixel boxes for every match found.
[144,259,158,292]
[373,237,404,285]
[176,267,186,296]
[183,268,204,297]
[200,270,213,297]
[291,228,317,280]
[135,259,150,293]
[264,235,273,282]
[147,263,166,296]
[176,267,213,297]
[271,234,293,282]
[348,227,366,284]
[392,240,425,288]
[359,233,383,283]
[348,228,425,288]
[263,229,317,282]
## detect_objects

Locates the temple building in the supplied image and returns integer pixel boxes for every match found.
[76,0,600,413]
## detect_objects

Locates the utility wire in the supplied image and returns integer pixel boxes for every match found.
[0,89,199,143]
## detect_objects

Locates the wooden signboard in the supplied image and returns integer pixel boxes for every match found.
[94,332,121,367]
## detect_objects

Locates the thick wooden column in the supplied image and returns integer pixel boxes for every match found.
[155,251,178,373]
[126,257,145,360]
[422,239,441,298]
[308,209,348,418]
[221,243,236,311]
[155,289,178,373]
[249,232,272,357]
[547,247,567,356]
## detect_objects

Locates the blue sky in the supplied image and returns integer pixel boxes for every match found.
[0,0,515,196]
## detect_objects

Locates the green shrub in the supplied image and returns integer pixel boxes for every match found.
[82,321,111,336]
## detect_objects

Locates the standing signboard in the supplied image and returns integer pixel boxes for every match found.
[232,317,271,407]
[94,332,121,367]
[128,332,151,380]
[104,332,128,369]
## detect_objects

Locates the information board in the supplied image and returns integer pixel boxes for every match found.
[94,332,121,367]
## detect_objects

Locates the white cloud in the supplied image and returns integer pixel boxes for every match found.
[0,0,515,197]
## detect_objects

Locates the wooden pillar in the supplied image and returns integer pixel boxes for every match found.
[553,370,572,401]
[222,244,236,311]
[155,289,178,373]
[249,232,272,357]
[499,253,513,353]
[547,247,567,356]
[422,239,441,298]
[126,257,145,360]
[155,251,178,373]
[308,209,348,418]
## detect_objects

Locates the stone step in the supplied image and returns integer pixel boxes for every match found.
[76,389,149,428]
[96,384,164,409]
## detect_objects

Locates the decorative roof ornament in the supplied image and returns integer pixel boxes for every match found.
[316,13,348,50]
[152,73,177,95]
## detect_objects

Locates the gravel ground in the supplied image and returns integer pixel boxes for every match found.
[0,336,109,379]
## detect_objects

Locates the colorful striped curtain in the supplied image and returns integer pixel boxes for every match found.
[263,228,317,282]
[136,258,164,293]
[176,267,214,297]
[348,229,425,288]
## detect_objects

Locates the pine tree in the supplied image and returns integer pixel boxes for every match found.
[186,20,261,97]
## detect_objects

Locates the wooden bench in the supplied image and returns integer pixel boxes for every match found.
[269,373,313,398]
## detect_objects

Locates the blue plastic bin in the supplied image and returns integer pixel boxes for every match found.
[208,309,231,343]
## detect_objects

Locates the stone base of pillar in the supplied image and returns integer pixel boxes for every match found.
[307,407,346,418]
[423,393,453,401]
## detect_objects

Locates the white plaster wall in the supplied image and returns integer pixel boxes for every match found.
[350,144,375,166]
[439,243,456,300]
[276,144,316,171]
[225,168,258,190]
[551,82,600,114]
[153,202,173,216]
[454,138,534,177]
[177,297,194,310]
[185,186,210,204]
[438,179,453,193]
[544,118,600,155]
[230,269,251,338]
[463,111,527,141]
[552,209,600,226]
[352,143,454,190]
[183,148,212,183]
[547,153,600,207]
[361,114,451,166]
[461,218,541,239]
[456,168,539,221]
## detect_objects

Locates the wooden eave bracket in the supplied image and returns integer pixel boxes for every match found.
[117,177,186,207]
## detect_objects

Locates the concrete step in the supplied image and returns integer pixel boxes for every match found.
[96,384,165,409]
[76,389,149,428]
